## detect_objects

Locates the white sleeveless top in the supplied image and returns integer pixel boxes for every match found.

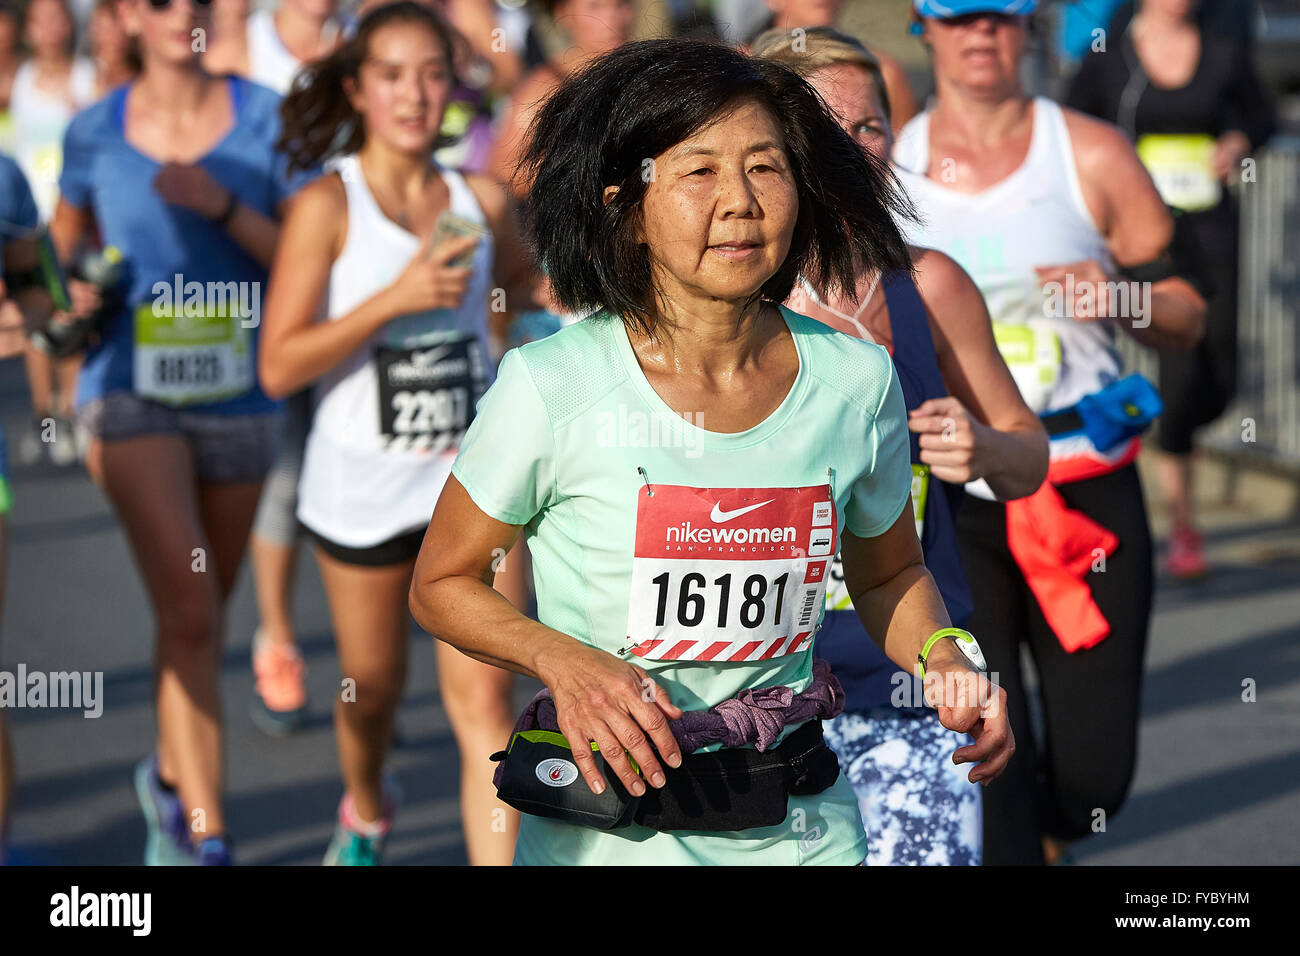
[297,154,496,547]
[246,10,303,96]
[10,58,97,219]
[893,97,1121,418]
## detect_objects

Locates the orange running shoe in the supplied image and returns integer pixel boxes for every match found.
[251,630,307,736]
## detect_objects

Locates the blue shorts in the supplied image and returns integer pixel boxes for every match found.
[76,392,279,484]
[824,706,982,865]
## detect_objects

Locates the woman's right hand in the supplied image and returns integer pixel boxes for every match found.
[67,278,102,320]
[534,638,685,798]
[382,233,479,319]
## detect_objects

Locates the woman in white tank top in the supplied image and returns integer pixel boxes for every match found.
[901,0,1205,867]
[259,2,540,866]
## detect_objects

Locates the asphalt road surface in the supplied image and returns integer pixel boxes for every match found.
[2,357,1297,865]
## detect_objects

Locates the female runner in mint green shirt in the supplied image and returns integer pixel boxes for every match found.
[409,37,1014,865]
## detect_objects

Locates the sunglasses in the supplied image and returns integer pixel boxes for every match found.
[934,11,1022,27]
[145,0,213,9]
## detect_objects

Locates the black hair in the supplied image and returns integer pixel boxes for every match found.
[278,1,464,174]
[516,37,916,337]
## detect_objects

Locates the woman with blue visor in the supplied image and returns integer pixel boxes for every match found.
[897,0,1206,864]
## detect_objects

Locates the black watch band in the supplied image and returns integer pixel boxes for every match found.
[213,189,239,227]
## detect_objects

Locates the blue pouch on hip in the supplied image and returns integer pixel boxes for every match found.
[1074,373,1164,450]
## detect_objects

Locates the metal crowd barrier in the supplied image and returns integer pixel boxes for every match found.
[1115,136,1300,472]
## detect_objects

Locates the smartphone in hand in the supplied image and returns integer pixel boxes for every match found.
[429,209,489,267]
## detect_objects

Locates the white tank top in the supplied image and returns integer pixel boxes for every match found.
[10,58,97,219]
[297,154,496,547]
[893,97,1122,418]
[246,10,303,95]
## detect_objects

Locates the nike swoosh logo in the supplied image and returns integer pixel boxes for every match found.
[710,499,775,523]
[414,345,453,366]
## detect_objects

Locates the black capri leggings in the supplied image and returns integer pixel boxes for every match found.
[1156,198,1240,455]
[956,463,1154,865]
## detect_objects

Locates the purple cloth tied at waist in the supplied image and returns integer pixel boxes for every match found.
[494,659,845,788]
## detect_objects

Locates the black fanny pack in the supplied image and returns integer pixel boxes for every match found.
[490,719,840,832]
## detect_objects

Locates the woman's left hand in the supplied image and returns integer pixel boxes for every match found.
[909,395,994,485]
[922,644,1015,786]
[152,162,230,220]
[1211,130,1251,185]
[1034,259,1123,322]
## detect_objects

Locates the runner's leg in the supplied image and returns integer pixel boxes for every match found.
[1027,464,1154,846]
[436,641,519,865]
[0,515,10,852]
[19,344,54,464]
[197,479,263,604]
[251,535,299,645]
[93,433,229,842]
[250,392,309,649]
[957,494,1045,865]
[315,548,413,824]
[54,354,82,421]
[438,535,524,865]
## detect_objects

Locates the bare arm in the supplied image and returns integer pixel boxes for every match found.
[1063,110,1206,351]
[47,198,103,321]
[445,0,524,95]
[48,197,95,262]
[410,477,684,798]
[911,247,1048,500]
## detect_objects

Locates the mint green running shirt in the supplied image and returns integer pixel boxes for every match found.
[450,305,912,865]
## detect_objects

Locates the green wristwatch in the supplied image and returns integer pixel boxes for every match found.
[918,628,987,678]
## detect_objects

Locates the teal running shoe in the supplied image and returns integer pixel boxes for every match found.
[323,827,385,866]
[323,778,399,866]
[133,755,195,866]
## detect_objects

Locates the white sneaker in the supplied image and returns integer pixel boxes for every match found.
[17,418,45,466]
[48,418,78,466]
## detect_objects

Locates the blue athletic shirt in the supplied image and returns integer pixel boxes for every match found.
[0,152,37,507]
[0,151,38,237]
[816,274,974,709]
[58,75,313,414]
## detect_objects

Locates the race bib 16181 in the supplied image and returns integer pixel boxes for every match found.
[625,484,835,663]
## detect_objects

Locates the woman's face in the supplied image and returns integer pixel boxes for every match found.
[346,23,453,156]
[767,0,844,30]
[807,63,890,161]
[211,0,250,21]
[634,99,799,307]
[924,12,1026,96]
[92,4,130,60]
[122,0,212,66]
[25,0,73,58]
[285,0,337,22]
[554,0,634,56]
[1139,0,1197,20]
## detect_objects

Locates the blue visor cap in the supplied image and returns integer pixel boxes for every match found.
[913,0,1037,17]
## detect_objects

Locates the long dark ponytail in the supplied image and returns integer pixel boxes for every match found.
[278,1,464,175]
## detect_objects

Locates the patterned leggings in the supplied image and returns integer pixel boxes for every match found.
[825,706,982,866]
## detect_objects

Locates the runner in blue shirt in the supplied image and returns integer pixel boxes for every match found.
[50,0,313,866]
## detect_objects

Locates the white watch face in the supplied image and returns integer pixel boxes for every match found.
[954,633,987,671]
